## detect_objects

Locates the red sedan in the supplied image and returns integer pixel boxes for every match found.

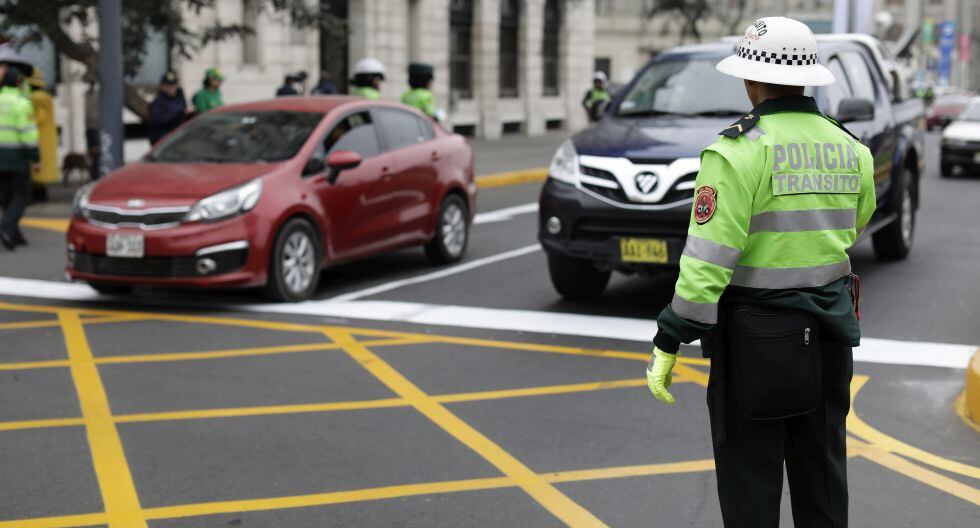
[67,97,476,301]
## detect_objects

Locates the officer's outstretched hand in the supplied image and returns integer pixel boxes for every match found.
[646,347,678,405]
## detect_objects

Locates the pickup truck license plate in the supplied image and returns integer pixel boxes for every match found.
[106,233,144,258]
[620,238,668,264]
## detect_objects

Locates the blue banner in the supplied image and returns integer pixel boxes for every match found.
[938,20,956,85]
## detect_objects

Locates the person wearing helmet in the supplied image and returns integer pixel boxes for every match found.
[351,58,385,99]
[192,68,224,114]
[645,17,875,527]
[582,71,610,122]
[401,63,437,118]
[0,68,39,249]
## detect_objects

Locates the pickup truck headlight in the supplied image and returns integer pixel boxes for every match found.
[72,182,95,219]
[185,178,262,222]
[549,139,579,184]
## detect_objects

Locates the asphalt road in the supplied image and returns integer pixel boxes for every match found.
[0,131,977,527]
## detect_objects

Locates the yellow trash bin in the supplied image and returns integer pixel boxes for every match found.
[28,68,58,185]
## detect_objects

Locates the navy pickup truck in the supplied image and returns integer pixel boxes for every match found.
[539,39,925,300]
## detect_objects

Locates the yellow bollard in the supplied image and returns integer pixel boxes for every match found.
[28,69,58,185]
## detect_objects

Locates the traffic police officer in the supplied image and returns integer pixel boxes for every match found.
[351,58,385,100]
[581,71,610,122]
[0,68,40,250]
[402,62,437,118]
[646,17,875,527]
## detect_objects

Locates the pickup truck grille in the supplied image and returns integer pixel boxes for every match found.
[580,165,629,202]
[573,216,690,241]
[578,166,698,206]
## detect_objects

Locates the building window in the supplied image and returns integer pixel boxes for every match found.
[449,0,474,99]
[242,0,261,64]
[542,0,561,96]
[499,0,520,98]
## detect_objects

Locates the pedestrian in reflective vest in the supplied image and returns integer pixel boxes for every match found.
[402,63,437,118]
[351,58,385,100]
[582,71,610,122]
[0,68,40,249]
[645,17,875,527]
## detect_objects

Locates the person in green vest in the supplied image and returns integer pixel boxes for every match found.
[0,68,40,250]
[350,58,385,99]
[581,70,610,122]
[192,68,224,114]
[645,17,875,527]
[401,63,437,118]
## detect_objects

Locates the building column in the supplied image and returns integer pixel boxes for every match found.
[522,0,545,135]
[475,0,502,139]
[562,0,594,132]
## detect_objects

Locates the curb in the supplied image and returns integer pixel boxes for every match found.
[476,168,548,189]
[963,348,980,432]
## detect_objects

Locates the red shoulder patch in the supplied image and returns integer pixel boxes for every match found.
[694,186,717,224]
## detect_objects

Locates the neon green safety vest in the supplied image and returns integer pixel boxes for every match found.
[587,87,610,105]
[655,95,875,352]
[0,86,40,173]
[354,86,381,100]
[401,88,436,116]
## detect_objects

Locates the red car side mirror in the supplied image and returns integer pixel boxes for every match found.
[325,150,362,184]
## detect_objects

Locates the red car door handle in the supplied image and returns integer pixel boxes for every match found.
[430,151,440,161]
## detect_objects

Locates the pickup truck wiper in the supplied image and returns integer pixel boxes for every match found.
[690,109,747,117]
[617,110,681,117]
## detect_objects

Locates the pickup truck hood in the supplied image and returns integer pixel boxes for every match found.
[571,116,732,161]
[942,121,980,141]
[90,162,280,204]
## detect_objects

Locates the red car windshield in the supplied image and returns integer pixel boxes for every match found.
[147,111,324,163]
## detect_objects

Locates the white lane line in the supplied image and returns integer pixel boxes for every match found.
[327,243,541,301]
[473,202,538,224]
[0,276,973,369]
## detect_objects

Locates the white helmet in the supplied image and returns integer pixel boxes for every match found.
[593,71,608,83]
[353,58,386,77]
[716,17,835,87]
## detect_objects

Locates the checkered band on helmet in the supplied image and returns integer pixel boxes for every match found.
[736,46,817,66]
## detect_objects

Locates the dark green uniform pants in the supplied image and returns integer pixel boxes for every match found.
[708,335,853,528]
[0,169,30,239]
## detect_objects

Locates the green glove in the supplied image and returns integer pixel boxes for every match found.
[646,347,678,405]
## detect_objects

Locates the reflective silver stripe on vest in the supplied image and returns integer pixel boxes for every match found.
[682,235,742,270]
[730,259,851,289]
[0,141,36,148]
[748,208,856,234]
[671,293,718,324]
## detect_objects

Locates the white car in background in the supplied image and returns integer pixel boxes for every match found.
[940,98,980,178]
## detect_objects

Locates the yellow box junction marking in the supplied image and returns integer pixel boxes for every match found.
[58,311,148,528]
[0,302,977,526]
[324,328,608,528]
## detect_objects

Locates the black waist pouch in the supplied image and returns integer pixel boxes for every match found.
[728,304,822,420]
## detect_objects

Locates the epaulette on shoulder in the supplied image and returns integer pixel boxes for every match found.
[719,113,760,138]
[822,115,861,142]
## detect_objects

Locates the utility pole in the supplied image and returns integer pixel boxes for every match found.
[98,0,124,178]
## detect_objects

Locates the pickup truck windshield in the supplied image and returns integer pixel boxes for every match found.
[616,59,750,117]
[147,111,324,163]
